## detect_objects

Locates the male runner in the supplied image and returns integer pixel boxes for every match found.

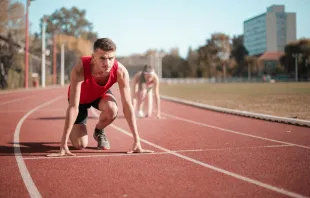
[47,38,152,157]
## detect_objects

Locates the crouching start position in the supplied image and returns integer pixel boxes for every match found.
[47,38,153,157]
[131,65,161,119]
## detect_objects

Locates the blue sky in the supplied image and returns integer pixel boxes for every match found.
[21,0,310,58]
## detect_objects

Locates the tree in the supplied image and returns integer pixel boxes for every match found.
[212,33,231,79]
[0,0,9,34]
[40,6,97,42]
[245,56,258,80]
[282,39,310,80]
[0,0,25,41]
[197,38,219,78]
[186,47,199,77]
[0,0,25,89]
[29,6,99,85]
[230,35,249,76]
[162,54,189,78]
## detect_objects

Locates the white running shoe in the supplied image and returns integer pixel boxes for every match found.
[136,111,145,118]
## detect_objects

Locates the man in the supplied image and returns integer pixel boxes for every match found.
[47,38,153,157]
[131,65,161,119]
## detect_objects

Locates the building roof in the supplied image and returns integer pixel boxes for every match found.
[244,13,266,23]
[258,52,285,61]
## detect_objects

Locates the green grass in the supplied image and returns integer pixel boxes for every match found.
[160,82,310,120]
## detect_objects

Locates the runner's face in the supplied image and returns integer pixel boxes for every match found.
[92,49,115,74]
[144,72,154,82]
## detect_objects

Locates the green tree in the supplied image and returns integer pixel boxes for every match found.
[0,0,26,89]
[162,54,189,78]
[40,6,98,41]
[186,47,199,77]
[197,38,219,78]
[245,56,258,79]
[230,35,249,76]
[0,0,9,34]
[281,39,310,80]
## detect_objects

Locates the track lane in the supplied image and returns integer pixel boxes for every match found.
[1,87,308,197]
[0,87,67,198]
[160,100,310,146]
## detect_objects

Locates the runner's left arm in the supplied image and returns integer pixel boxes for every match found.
[117,62,153,153]
[154,75,161,118]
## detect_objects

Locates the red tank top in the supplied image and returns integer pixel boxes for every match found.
[68,56,118,104]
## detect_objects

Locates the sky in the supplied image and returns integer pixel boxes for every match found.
[20,0,310,58]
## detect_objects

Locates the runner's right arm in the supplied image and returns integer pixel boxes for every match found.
[61,61,84,149]
[47,60,84,157]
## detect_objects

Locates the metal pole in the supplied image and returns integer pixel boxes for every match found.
[223,63,227,82]
[61,43,65,86]
[41,19,46,88]
[148,54,151,67]
[24,0,30,88]
[294,54,298,82]
[159,54,162,80]
[295,55,298,82]
[156,52,160,77]
[247,63,250,81]
[151,53,155,68]
[53,34,56,84]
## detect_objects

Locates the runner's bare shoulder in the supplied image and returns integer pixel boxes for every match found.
[116,61,128,78]
[71,58,84,82]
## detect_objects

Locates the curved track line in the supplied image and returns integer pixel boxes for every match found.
[91,108,308,198]
[14,96,63,198]
[163,113,310,149]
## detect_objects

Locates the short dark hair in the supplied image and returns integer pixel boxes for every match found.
[93,38,116,51]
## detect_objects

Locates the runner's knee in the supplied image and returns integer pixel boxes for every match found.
[106,101,118,120]
[69,124,88,150]
[72,142,87,150]
[100,100,118,122]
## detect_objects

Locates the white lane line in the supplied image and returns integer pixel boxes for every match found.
[23,149,204,160]
[91,108,307,198]
[198,144,294,151]
[265,145,293,148]
[162,113,310,149]
[14,96,63,198]
[23,144,293,160]
[0,96,34,106]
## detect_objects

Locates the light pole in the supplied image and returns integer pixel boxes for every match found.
[292,53,302,82]
[24,0,30,88]
[41,17,51,88]
[41,18,46,87]
[24,0,35,88]
[53,33,56,84]
[61,43,65,86]
[157,51,165,80]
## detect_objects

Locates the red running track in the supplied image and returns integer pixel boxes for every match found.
[0,86,309,198]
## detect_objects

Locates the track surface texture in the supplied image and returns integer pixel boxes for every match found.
[0,86,309,198]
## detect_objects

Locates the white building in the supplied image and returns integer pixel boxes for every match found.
[243,5,296,56]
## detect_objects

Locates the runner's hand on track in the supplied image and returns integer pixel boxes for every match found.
[127,142,153,154]
[46,144,76,157]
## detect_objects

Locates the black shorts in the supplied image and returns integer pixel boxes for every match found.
[71,89,114,125]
